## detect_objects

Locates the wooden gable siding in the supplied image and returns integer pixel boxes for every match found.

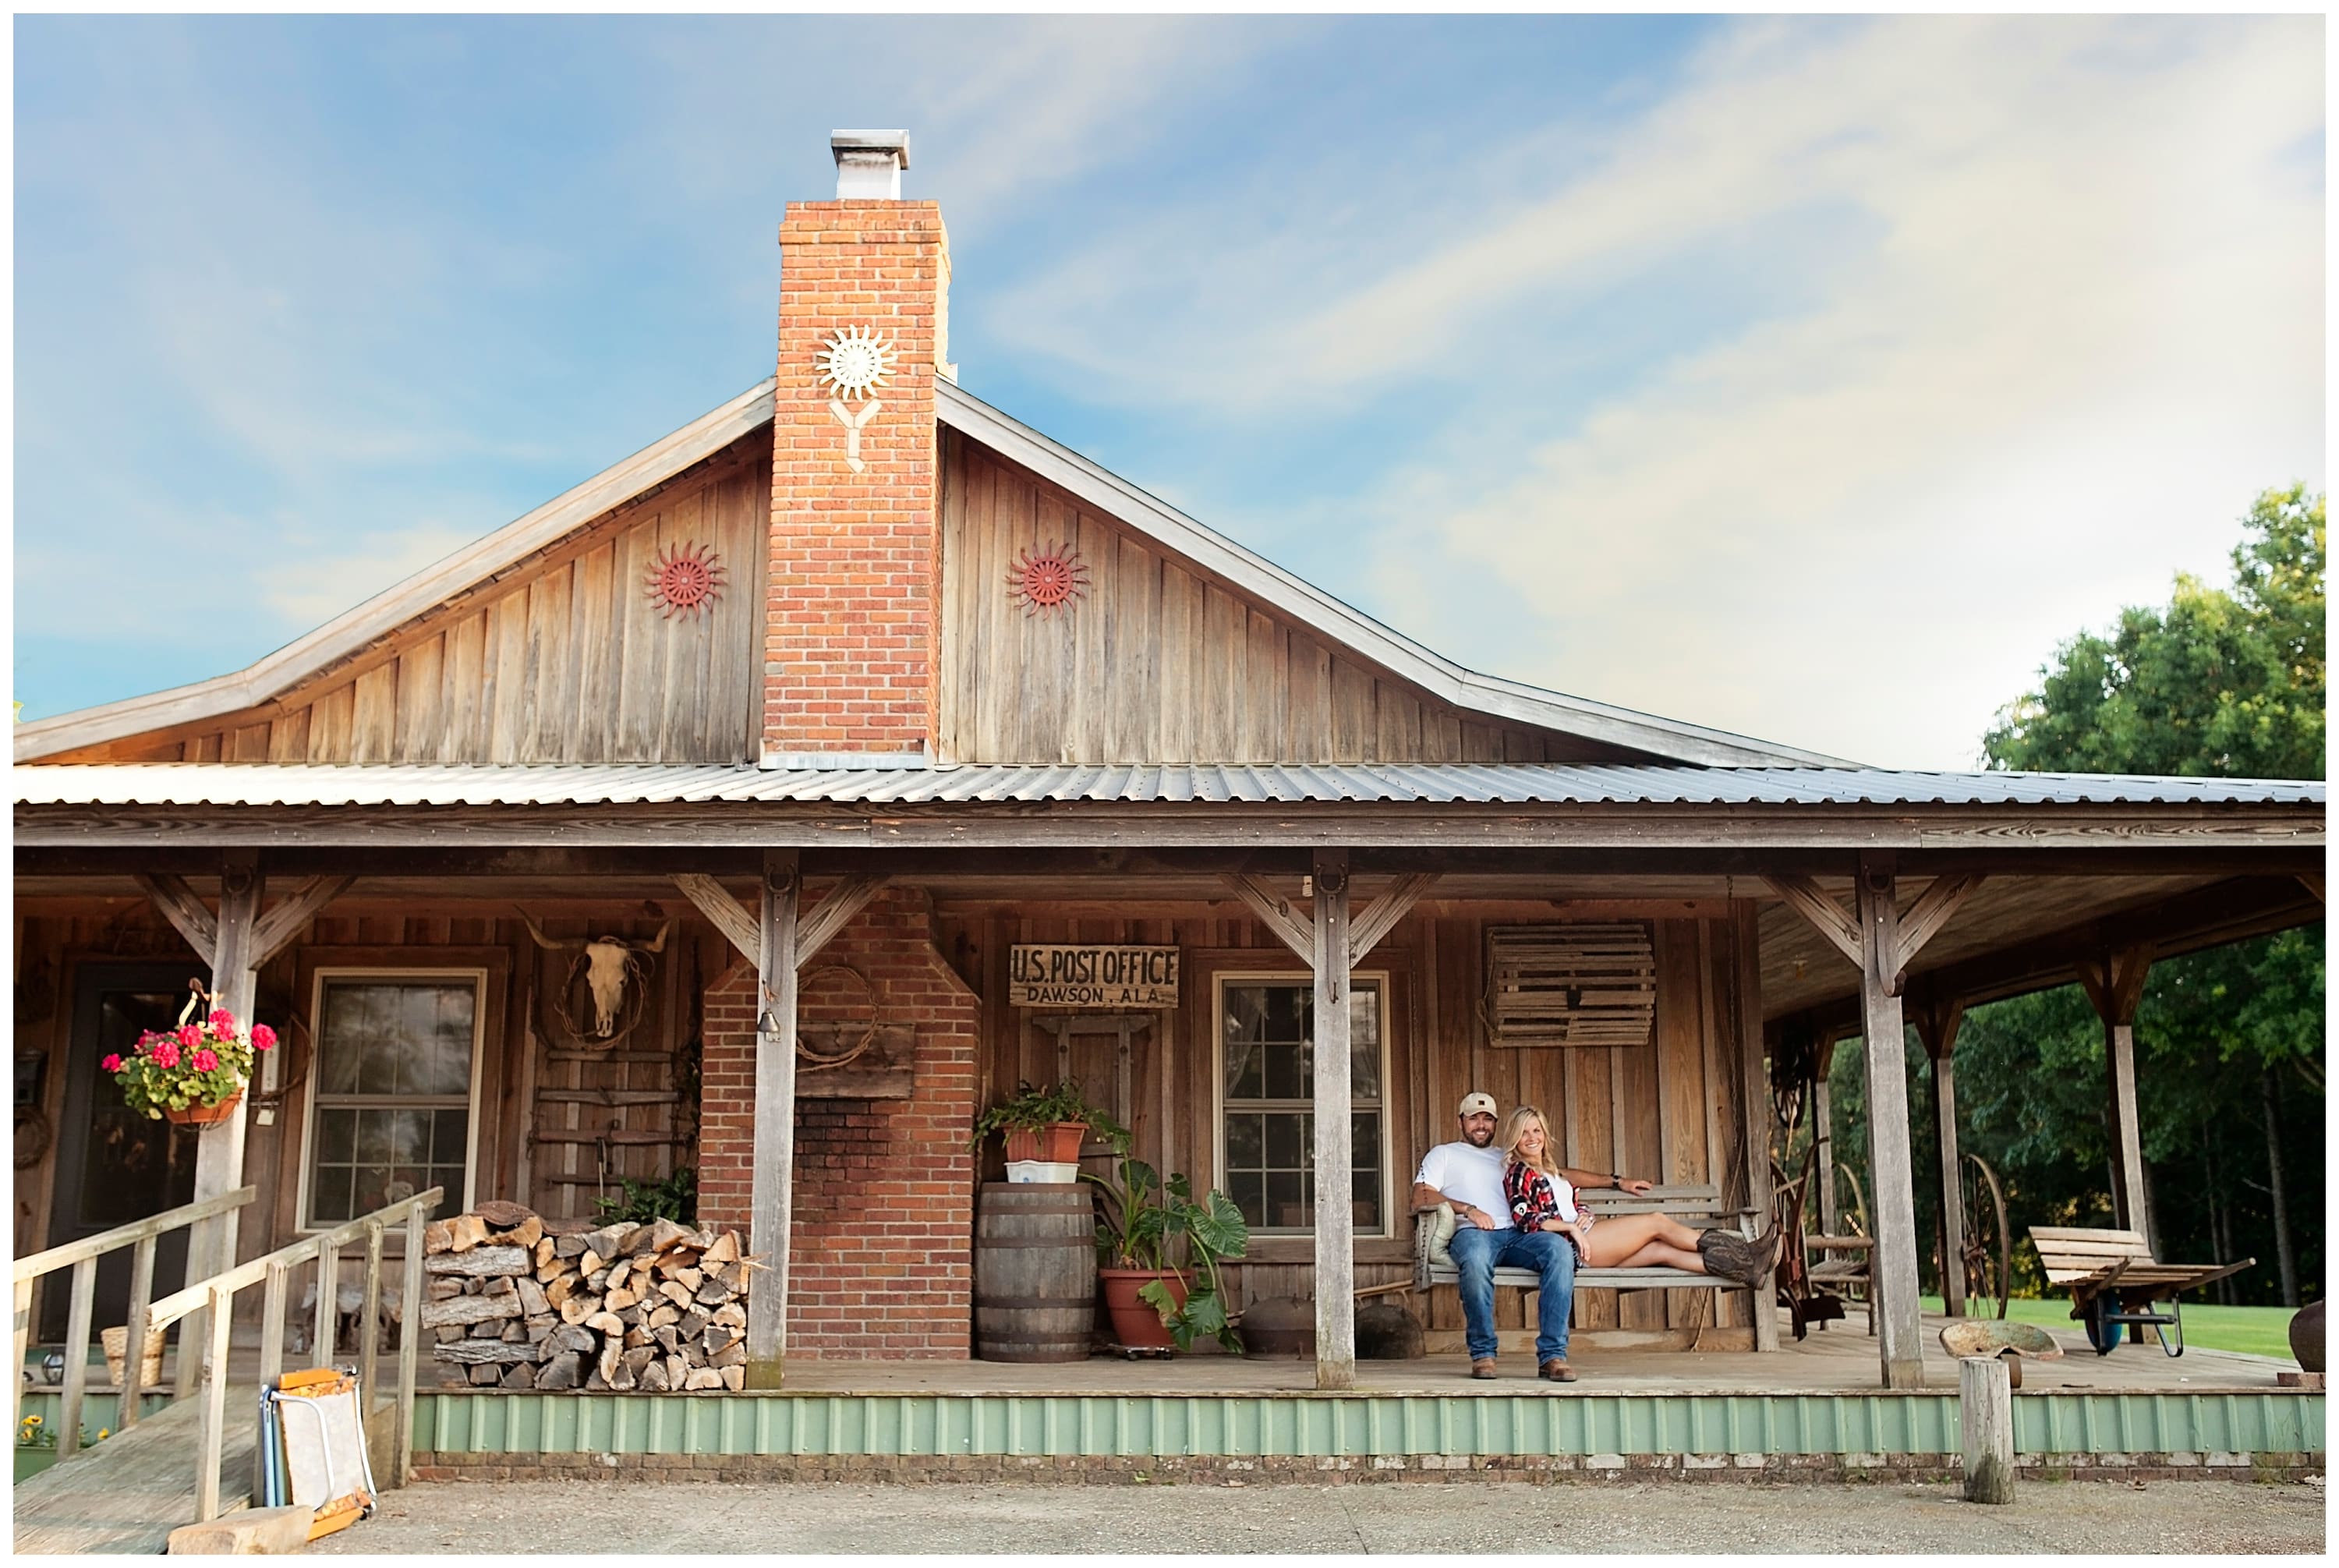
[42,433,773,766]
[937,900,1757,1341]
[940,434,1652,766]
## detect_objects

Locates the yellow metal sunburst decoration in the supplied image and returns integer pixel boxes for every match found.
[816,325,897,402]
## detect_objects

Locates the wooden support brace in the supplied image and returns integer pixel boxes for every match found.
[795,874,888,967]
[249,875,356,966]
[133,872,217,965]
[1764,875,1862,968]
[1349,872,1436,967]
[1223,874,1316,965]
[1890,874,1984,982]
[673,873,761,964]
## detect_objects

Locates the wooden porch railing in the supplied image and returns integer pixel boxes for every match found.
[10,1185,258,1462]
[136,1186,444,1521]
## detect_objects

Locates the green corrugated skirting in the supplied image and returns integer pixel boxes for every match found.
[412,1390,2322,1460]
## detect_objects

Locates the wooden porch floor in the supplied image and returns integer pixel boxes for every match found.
[766,1311,2290,1397]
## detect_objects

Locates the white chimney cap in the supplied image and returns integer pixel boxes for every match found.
[832,130,909,199]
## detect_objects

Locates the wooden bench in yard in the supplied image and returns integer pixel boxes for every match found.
[1413,1184,1764,1335]
[2028,1225,2252,1357]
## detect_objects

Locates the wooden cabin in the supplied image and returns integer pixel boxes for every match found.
[14,131,2323,1396]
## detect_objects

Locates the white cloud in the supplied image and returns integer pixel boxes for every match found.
[989,16,2324,767]
[252,522,481,627]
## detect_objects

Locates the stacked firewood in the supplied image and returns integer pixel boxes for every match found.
[422,1202,757,1393]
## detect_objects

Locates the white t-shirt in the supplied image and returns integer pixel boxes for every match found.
[1415,1140,1512,1226]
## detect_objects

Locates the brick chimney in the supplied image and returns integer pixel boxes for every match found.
[763,130,952,766]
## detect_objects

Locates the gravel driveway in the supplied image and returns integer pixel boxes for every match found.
[316,1476,2324,1554]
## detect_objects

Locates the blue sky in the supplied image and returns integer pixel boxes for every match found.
[14,15,2324,767]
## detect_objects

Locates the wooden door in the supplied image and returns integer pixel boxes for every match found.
[38,963,202,1342]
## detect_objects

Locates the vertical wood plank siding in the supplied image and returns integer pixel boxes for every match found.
[938,903,1750,1336]
[938,435,1650,766]
[48,434,771,766]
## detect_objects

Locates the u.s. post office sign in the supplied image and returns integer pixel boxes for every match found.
[1008,945,1180,1010]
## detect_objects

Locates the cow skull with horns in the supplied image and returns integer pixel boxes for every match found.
[521,915,671,1040]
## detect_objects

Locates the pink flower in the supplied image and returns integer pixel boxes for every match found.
[135,1032,158,1054]
[250,1024,277,1052]
[176,1025,201,1049]
[100,1054,122,1074]
[207,1009,235,1032]
[192,1049,220,1073]
[150,1041,181,1070]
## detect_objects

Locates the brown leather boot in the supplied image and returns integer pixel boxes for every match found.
[1697,1227,1760,1286]
[1540,1357,1577,1382]
[1470,1357,1498,1380]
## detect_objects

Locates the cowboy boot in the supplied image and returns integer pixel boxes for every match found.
[1697,1227,1760,1287]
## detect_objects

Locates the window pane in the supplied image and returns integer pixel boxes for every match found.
[1223,986,1269,1046]
[1266,1171,1304,1230]
[1223,1041,1262,1099]
[1220,979,1385,1234]
[1228,1170,1265,1230]
[308,1163,355,1226]
[315,1110,356,1166]
[1350,989,1379,1046]
[416,987,476,1095]
[1262,1042,1309,1100]
[1225,1113,1262,1170]
[1263,1112,1304,1170]
[432,1108,468,1164]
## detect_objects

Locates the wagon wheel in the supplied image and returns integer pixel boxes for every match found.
[1957,1152,2012,1319]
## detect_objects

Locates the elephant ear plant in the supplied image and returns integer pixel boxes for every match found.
[1086,1131,1250,1353]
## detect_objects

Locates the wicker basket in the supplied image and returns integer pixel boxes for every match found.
[101,1325,167,1389]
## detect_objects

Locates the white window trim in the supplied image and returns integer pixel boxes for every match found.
[1211,969,1393,1240]
[296,967,488,1235]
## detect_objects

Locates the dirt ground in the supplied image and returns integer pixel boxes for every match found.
[316,1475,2327,1555]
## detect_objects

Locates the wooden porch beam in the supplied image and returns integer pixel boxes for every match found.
[745,849,799,1389]
[1853,854,1925,1389]
[1347,872,1436,967]
[133,872,217,965]
[1311,848,1356,1392]
[1223,874,1315,965]
[795,874,888,968]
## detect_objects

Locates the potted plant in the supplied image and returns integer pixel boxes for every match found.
[970,1080,1123,1165]
[104,1003,274,1127]
[1086,1130,1249,1353]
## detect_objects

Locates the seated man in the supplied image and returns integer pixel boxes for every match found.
[1413,1092,1653,1382]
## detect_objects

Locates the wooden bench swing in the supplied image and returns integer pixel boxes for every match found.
[1411,1184,1764,1316]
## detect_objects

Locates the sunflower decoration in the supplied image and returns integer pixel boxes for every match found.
[1007,541,1089,618]
[816,325,898,402]
[645,541,727,619]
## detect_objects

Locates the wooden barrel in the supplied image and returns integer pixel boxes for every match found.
[974,1182,1096,1363]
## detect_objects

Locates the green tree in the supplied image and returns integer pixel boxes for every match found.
[1835,488,2323,1308]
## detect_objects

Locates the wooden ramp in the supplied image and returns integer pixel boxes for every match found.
[13,1386,255,1555]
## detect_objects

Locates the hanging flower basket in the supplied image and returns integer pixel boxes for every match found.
[162,1092,245,1127]
[105,989,276,1127]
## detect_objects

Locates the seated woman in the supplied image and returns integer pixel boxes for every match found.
[1500,1106,1778,1287]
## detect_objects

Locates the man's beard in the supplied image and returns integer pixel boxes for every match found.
[1465,1127,1495,1147]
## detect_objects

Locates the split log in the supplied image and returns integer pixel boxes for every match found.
[469,1364,502,1386]
[623,1326,653,1350]
[646,1304,681,1330]
[673,1266,705,1293]
[545,1275,579,1311]
[657,1281,695,1310]
[536,1351,583,1391]
[421,1293,522,1329]
[549,1323,596,1356]
[694,1280,732,1307]
[711,1339,745,1369]
[605,1287,640,1313]
[424,1219,457,1255]
[473,1199,537,1231]
[578,1251,607,1280]
[639,1361,670,1393]
[682,1368,724,1391]
[496,1216,544,1251]
[585,1311,625,1339]
[558,1297,595,1327]
[719,1366,743,1391]
[533,1236,559,1269]
[435,1338,544,1366]
[702,1233,738,1266]
[649,1218,693,1252]
[596,1341,622,1386]
[516,1278,550,1316]
[501,1362,536,1390]
[446,1214,490,1254]
[433,1326,467,1344]
[678,1308,709,1340]
[711,1302,745,1329]
[606,1259,633,1292]
[425,1246,529,1279]
[621,1345,657,1373]
[664,1354,688,1387]
[554,1233,589,1259]
[608,1360,636,1392]
[582,1223,637,1259]
[427,1279,465,1301]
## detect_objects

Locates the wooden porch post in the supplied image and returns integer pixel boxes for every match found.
[745,849,800,1389]
[1311,848,1355,1392]
[2076,947,2153,1252]
[1813,1035,1838,1236]
[1730,901,1780,1352]
[1913,997,1966,1318]
[1853,856,1925,1389]
[186,854,261,1369]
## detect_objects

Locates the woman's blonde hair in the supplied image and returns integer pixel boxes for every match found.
[1500,1105,1559,1176]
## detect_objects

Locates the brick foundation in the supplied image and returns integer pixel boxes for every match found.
[698,887,978,1358]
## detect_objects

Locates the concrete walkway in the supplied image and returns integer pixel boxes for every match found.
[314,1474,2325,1556]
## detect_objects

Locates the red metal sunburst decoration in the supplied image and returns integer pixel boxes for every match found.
[1007,541,1088,618]
[646,542,726,619]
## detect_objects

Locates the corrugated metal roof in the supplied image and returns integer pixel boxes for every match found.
[12,763,2326,809]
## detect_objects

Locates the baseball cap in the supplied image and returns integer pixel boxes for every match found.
[1456,1092,1499,1118]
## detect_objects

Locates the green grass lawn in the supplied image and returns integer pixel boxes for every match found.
[1921,1294,2300,1358]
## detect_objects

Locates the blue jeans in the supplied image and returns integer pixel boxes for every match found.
[1450,1224,1576,1363]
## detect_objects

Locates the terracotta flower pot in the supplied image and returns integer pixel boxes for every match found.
[1003,1122,1087,1165]
[1098,1266,1187,1350]
[163,1091,243,1127]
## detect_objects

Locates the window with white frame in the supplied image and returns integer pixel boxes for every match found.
[303,973,483,1227]
[1218,975,1386,1237]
